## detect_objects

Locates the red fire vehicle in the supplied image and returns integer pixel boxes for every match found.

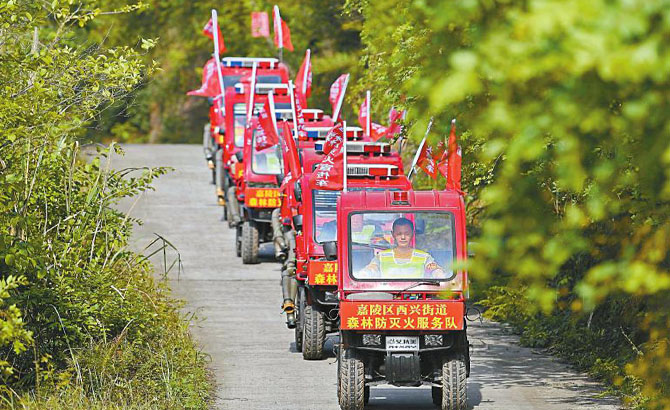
[285,132,414,361]
[230,86,295,264]
[329,189,469,409]
[203,57,290,206]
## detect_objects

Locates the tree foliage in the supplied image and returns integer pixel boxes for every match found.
[0,1,209,406]
[349,0,670,407]
[85,0,362,143]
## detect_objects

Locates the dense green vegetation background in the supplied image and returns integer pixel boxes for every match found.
[4,0,670,408]
[0,1,209,407]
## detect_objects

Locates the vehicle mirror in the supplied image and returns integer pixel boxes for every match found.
[293,215,303,231]
[218,127,225,135]
[415,218,425,235]
[293,180,302,202]
[207,97,214,106]
[276,173,284,186]
[323,241,337,261]
[235,151,243,162]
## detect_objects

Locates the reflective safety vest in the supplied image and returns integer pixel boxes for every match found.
[378,249,431,278]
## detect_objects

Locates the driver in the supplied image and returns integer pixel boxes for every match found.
[359,217,446,279]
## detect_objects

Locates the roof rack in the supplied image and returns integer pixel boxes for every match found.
[302,108,324,121]
[234,82,289,95]
[313,140,391,154]
[347,164,399,177]
[222,57,279,69]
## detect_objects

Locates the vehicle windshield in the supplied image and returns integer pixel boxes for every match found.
[349,212,455,281]
[313,188,399,244]
[251,127,283,175]
[313,190,340,243]
[257,75,281,83]
[233,104,246,148]
[222,75,242,89]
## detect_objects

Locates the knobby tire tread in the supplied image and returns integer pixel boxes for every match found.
[241,220,259,264]
[302,305,325,360]
[338,350,364,410]
[442,355,467,410]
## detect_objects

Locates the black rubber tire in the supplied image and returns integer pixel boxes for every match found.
[338,348,365,410]
[223,204,228,221]
[364,385,370,405]
[295,287,305,352]
[235,226,242,257]
[441,354,467,410]
[432,386,442,406]
[302,304,326,360]
[241,220,259,264]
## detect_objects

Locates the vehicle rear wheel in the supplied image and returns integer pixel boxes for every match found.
[235,225,242,257]
[302,304,325,360]
[441,354,467,410]
[295,287,305,352]
[241,220,259,264]
[338,348,365,410]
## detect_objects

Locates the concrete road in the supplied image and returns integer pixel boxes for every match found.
[114,144,622,410]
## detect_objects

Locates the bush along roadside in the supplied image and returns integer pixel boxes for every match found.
[0,1,210,408]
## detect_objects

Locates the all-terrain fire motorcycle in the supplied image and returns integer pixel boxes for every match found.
[330,189,470,410]
[280,129,414,361]
[208,57,290,206]
[227,85,297,264]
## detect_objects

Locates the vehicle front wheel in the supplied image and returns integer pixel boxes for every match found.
[441,354,467,410]
[338,348,365,410]
[295,287,305,352]
[302,304,325,360]
[241,220,259,264]
[235,225,242,257]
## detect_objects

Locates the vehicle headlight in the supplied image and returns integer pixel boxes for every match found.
[362,334,382,346]
[424,334,443,347]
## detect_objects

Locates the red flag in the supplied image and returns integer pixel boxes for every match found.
[251,11,270,37]
[203,18,226,53]
[357,97,388,141]
[443,120,462,190]
[273,6,294,51]
[383,108,405,139]
[294,88,308,140]
[256,98,279,151]
[329,74,349,122]
[280,121,302,179]
[309,143,344,190]
[187,58,220,97]
[417,143,438,179]
[295,49,312,106]
[322,122,345,155]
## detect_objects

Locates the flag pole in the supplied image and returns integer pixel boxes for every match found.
[211,9,226,108]
[302,49,310,96]
[247,62,258,124]
[274,5,283,63]
[407,117,434,180]
[343,121,348,193]
[366,90,371,138]
[268,91,278,136]
[333,74,349,122]
[288,80,299,137]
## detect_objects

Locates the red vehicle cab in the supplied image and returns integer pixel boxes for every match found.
[210,57,289,206]
[233,85,294,264]
[289,136,414,361]
[332,190,469,410]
